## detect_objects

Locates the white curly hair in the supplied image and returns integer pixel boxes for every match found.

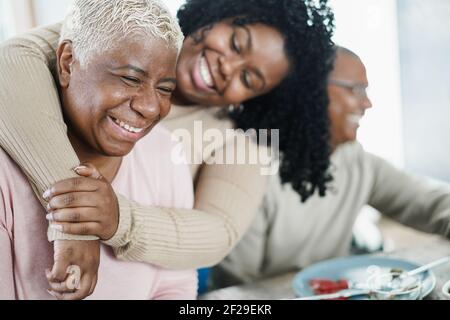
[60,0,184,65]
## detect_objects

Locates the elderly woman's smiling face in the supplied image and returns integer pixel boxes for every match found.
[57,37,178,157]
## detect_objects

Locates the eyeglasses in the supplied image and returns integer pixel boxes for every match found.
[328,79,369,99]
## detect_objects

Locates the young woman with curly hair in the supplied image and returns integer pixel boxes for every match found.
[0,0,334,299]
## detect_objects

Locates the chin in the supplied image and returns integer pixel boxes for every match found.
[101,144,134,157]
[345,133,358,143]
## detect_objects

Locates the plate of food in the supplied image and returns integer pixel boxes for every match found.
[292,255,436,300]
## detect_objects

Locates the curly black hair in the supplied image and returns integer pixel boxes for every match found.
[178,0,335,202]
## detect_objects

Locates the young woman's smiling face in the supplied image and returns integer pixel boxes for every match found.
[57,37,178,158]
[174,20,291,106]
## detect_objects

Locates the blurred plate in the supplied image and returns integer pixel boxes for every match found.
[293,255,436,300]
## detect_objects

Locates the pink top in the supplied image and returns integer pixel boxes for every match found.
[0,125,197,299]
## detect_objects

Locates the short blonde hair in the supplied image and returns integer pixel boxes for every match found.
[61,0,184,65]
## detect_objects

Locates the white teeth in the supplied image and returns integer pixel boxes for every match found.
[347,114,362,125]
[200,56,213,87]
[113,118,144,134]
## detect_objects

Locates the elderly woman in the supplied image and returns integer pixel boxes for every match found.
[0,0,199,300]
[0,0,335,299]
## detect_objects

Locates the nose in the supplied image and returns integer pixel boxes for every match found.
[361,95,372,111]
[218,55,245,81]
[130,89,161,121]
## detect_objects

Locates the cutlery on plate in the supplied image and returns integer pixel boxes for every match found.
[292,288,372,300]
[404,256,450,277]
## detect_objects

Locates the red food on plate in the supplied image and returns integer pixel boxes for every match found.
[309,278,350,298]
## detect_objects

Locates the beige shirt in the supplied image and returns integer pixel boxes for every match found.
[0,24,267,269]
[212,142,450,287]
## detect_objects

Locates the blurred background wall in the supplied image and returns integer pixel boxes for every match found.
[330,0,404,167]
[397,0,450,182]
[1,0,449,181]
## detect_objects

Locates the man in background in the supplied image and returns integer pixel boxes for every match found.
[210,46,450,288]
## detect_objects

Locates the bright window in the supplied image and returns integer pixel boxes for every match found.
[0,0,7,41]
[0,0,14,41]
[330,0,404,168]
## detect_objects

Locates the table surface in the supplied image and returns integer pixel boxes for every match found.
[200,235,450,300]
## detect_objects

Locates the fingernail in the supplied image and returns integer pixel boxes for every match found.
[47,289,57,298]
[45,269,51,278]
[74,165,88,173]
[43,189,51,200]
[46,203,52,211]
[46,213,54,221]
[50,224,63,232]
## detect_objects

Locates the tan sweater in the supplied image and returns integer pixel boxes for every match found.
[0,24,267,269]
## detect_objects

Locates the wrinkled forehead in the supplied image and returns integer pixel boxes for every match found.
[82,35,177,69]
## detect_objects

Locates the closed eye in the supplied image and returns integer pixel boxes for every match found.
[231,32,241,54]
[241,70,252,89]
[158,86,175,95]
[121,76,141,86]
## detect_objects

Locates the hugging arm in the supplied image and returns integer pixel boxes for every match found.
[47,147,268,269]
[107,156,267,269]
[0,25,95,242]
[0,25,268,269]
[0,25,103,300]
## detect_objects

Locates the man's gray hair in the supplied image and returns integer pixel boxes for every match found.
[61,0,184,65]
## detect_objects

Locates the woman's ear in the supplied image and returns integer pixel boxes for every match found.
[56,40,74,88]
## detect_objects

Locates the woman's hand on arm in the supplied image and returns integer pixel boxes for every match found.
[44,164,119,300]
[44,164,120,240]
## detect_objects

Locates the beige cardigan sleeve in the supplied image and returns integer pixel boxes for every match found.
[0,25,96,241]
[106,157,267,269]
[0,25,267,268]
